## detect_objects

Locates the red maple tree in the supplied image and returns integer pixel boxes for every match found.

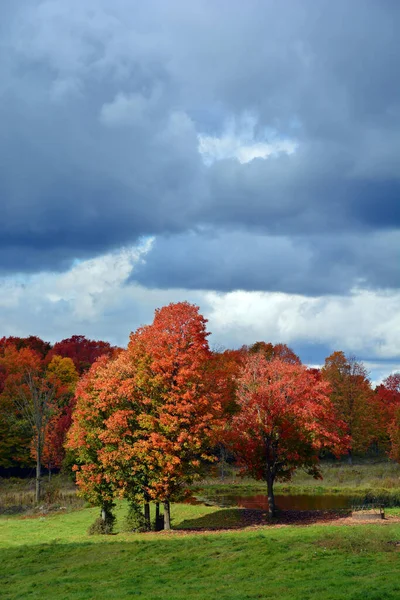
[47,335,116,374]
[376,373,400,460]
[227,354,348,516]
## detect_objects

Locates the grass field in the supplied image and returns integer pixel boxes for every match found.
[1,461,400,599]
[1,500,400,600]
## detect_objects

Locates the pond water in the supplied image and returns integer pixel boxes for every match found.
[191,493,355,511]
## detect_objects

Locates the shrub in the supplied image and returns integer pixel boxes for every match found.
[88,512,115,535]
[123,503,149,533]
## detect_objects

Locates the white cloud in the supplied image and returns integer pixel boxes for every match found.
[204,288,400,360]
[198,113,297,165]
[0,245,398,386]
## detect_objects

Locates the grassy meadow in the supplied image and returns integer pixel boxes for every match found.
[2,460,400,599]
[1,500,400,600]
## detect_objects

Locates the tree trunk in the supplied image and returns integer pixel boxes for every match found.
[164,500,171,530]
[35,447,41,504]
[144,501,151,530]
[266,474,276,518]
[219,445,226,481]
[155,502,161,530]
[347,449,353,465]
[101,507,107,522]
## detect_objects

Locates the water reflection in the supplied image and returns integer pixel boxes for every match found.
[190,493,354,511]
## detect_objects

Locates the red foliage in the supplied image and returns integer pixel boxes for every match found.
[376,373,400,422]
[0,336,51,358]
[47,335,116,374]
[226,354,348,515]
[208,348,247,417]
[42,405,74,470]
[376,373,400,460]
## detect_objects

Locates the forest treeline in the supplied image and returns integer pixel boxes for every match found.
[0,303,399,529]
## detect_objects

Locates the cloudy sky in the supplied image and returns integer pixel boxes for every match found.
[0,0,399,383]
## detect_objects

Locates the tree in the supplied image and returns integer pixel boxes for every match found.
[66,356,116,531]
[206,348,247,478]
[40,356,79,476]
[376,373,400,427]
[227,354,347,517]
[0,346,64,501]
[0,336,52,358]
[248,342,301,364]
[321,352,376,462]
[91,350,158,531]
[0,357,32,468]
[376,373,400,459]
[122,302,224,529]
[47,335,116,375]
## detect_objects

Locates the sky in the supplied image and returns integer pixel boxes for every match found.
[0,0,399,385]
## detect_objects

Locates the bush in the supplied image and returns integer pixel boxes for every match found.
[88,511,115,535]
[43,480,62,504]
[123,503,149,533]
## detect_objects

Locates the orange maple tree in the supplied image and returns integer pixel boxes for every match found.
[227,354,348,516]
[66,355,117,529]
[67,302,224,531]
[122,302,224,529]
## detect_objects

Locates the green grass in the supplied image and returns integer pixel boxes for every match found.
[1,502,400,599]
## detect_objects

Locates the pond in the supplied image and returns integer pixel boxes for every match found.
[191,493,356,511]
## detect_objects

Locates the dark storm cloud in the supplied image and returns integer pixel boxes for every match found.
[132,230,400,295]
[0,0,399,293]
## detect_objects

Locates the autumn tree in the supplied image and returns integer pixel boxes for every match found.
[47,335,115,375]
[0,336,52,358]
[321,352,376,462]
[206,348,247,478]
[228,354,347,517]
[122,302,224,529]
[0,336,53,469]
[40,356,79,476]
[376,373,400,427]
[66,356,117,532]
[376,373,400,459]
[67,350,157,532]
[0,347,67,501]
[0,359,32,469]
[90,350,160,531]
[388,409,400,464]
[248,342,301,364]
